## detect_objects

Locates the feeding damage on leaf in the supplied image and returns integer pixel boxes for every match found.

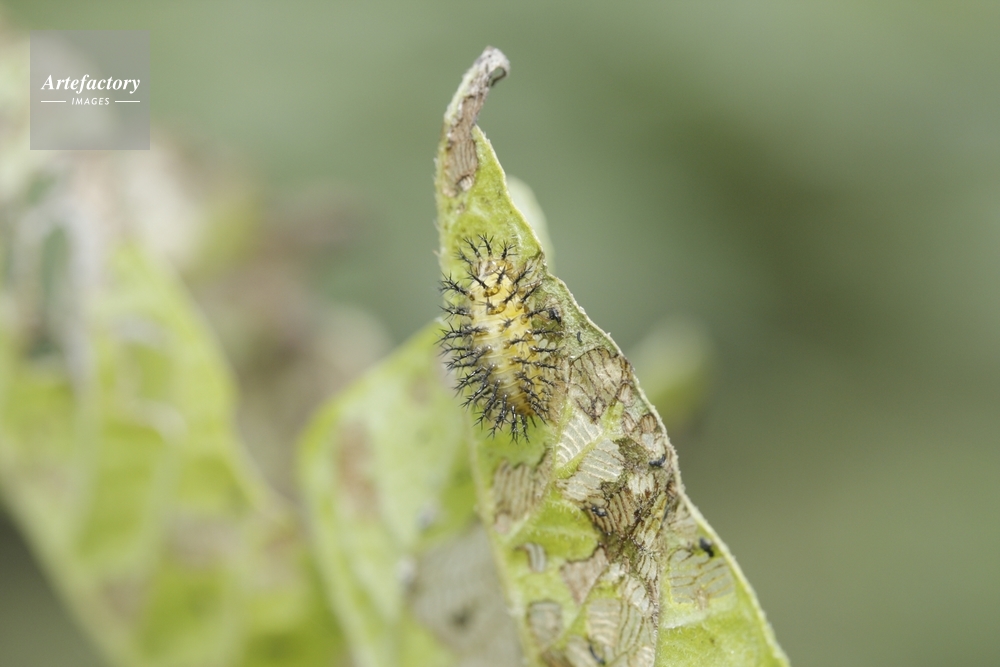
[433,47,789,667]
[440,47,510,196]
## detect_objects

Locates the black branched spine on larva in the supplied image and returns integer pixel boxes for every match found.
[439,236,563,440]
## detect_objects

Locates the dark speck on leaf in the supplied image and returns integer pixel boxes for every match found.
[699,537,716,558]
[451,606,474,629]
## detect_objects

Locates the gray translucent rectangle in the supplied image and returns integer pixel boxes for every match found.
[31,30,150,150]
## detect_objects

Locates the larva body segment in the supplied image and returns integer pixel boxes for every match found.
[440,236,563,440]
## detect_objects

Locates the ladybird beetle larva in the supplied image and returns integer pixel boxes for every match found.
[439,235,563,440]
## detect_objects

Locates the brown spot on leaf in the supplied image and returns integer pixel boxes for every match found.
[585,597,657,666]
[540,649,575,667]
[666,544,735,609]
[561,546,609,605]
[168,516,240,568]
[254,519,306,590]
[569,348,630,422]
[441,47,510,196]
[409,372,431,405]
[664,493,698,543]
[528,600,563,649]
[337,420,379,518]
[100,575,147,622]
[493,452,551,533]
[625,411,671,468]
[563,635,602,667]
[616,380,634,408]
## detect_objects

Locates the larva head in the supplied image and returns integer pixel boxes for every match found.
[440,236,563,440]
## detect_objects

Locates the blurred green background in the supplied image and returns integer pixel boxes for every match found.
[2,2,998,666]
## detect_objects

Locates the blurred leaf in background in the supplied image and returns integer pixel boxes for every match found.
[0,17,348,667]
[1,2,999,667]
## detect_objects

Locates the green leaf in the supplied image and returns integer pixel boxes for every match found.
[299,323,523,667]
[301,47,788,667]
[435,47,788,667]
[0,159,345,667]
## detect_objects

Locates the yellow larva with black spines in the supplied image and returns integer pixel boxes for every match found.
[440,236,563,440]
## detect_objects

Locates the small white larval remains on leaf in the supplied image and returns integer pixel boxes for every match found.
[435,47,790,667]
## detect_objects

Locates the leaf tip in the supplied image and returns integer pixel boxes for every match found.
[440,46,511,197]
